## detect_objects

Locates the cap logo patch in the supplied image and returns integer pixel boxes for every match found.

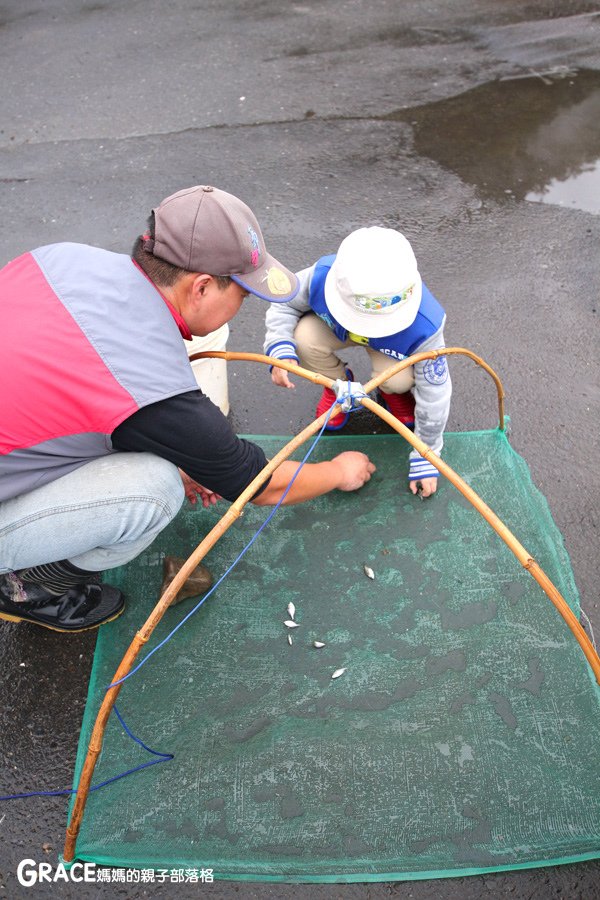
[264,267,292,295]
[247,226,261,268]
[352,283,415,314]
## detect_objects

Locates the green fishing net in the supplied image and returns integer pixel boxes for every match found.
[68,430,600,881]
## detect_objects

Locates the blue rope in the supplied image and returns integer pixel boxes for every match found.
[0,704,172,801]
[1,395,350,803]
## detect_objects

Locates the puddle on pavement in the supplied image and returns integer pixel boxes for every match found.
[525,158,600,215]
[386,68,600,214]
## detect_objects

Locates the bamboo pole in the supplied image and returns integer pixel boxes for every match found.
[64,348,599,863]
[189,348,506,431]
[361,347,506,431]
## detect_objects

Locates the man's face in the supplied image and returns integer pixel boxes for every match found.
[190,279,247,336]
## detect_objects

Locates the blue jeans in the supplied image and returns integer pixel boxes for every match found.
[0,453,185,574]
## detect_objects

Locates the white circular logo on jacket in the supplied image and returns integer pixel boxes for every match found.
[423,357,448,384]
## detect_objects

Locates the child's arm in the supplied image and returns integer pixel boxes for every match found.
[264,265,313,388]
[409,322,452,496]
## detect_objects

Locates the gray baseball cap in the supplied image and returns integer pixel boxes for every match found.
[142,185,299,303]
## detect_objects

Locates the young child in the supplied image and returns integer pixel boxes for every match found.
[264,227,451,498]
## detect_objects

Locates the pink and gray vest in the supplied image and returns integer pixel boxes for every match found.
[0,243,198,502]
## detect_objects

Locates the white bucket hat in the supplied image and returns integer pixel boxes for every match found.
[324,227,422,338]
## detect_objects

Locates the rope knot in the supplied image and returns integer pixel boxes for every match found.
[332,378,367,412]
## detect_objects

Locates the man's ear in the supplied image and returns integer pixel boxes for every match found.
[190,273,212,307]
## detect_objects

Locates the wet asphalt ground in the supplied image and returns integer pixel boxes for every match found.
[1,0,599,897]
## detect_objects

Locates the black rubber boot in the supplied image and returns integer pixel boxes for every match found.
[0,572,125,632]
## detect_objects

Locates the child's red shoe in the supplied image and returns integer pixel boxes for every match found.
[315,368,354,430]
[378,389,415,428]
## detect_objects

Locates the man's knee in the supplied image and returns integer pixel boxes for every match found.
[0,454,186,574]
[131,455,185,522]
[69,455,186,571]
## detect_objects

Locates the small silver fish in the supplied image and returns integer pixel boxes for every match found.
[287,634,293,646]
[331,668,346,679]
[313,641,325,649]
[363,564,375,580]
[287,601,296,620]
[284,620,300,628]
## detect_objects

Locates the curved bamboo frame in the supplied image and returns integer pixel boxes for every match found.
[63,348,600,863]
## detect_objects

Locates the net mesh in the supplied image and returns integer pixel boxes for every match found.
[69,430,600,880]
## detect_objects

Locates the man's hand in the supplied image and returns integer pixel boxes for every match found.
[271,365,295,389]
[179,469,222,508]
[409,476,438,498]
[252,452,376,505]
[332,451,376,491]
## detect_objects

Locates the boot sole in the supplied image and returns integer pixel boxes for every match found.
[0,604,125,633]
[323,413,349,431]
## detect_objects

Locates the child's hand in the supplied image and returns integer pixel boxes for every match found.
[410,477,438,498]
[271,366,295,389]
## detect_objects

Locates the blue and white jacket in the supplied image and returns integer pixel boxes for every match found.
[264,254,452,480]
